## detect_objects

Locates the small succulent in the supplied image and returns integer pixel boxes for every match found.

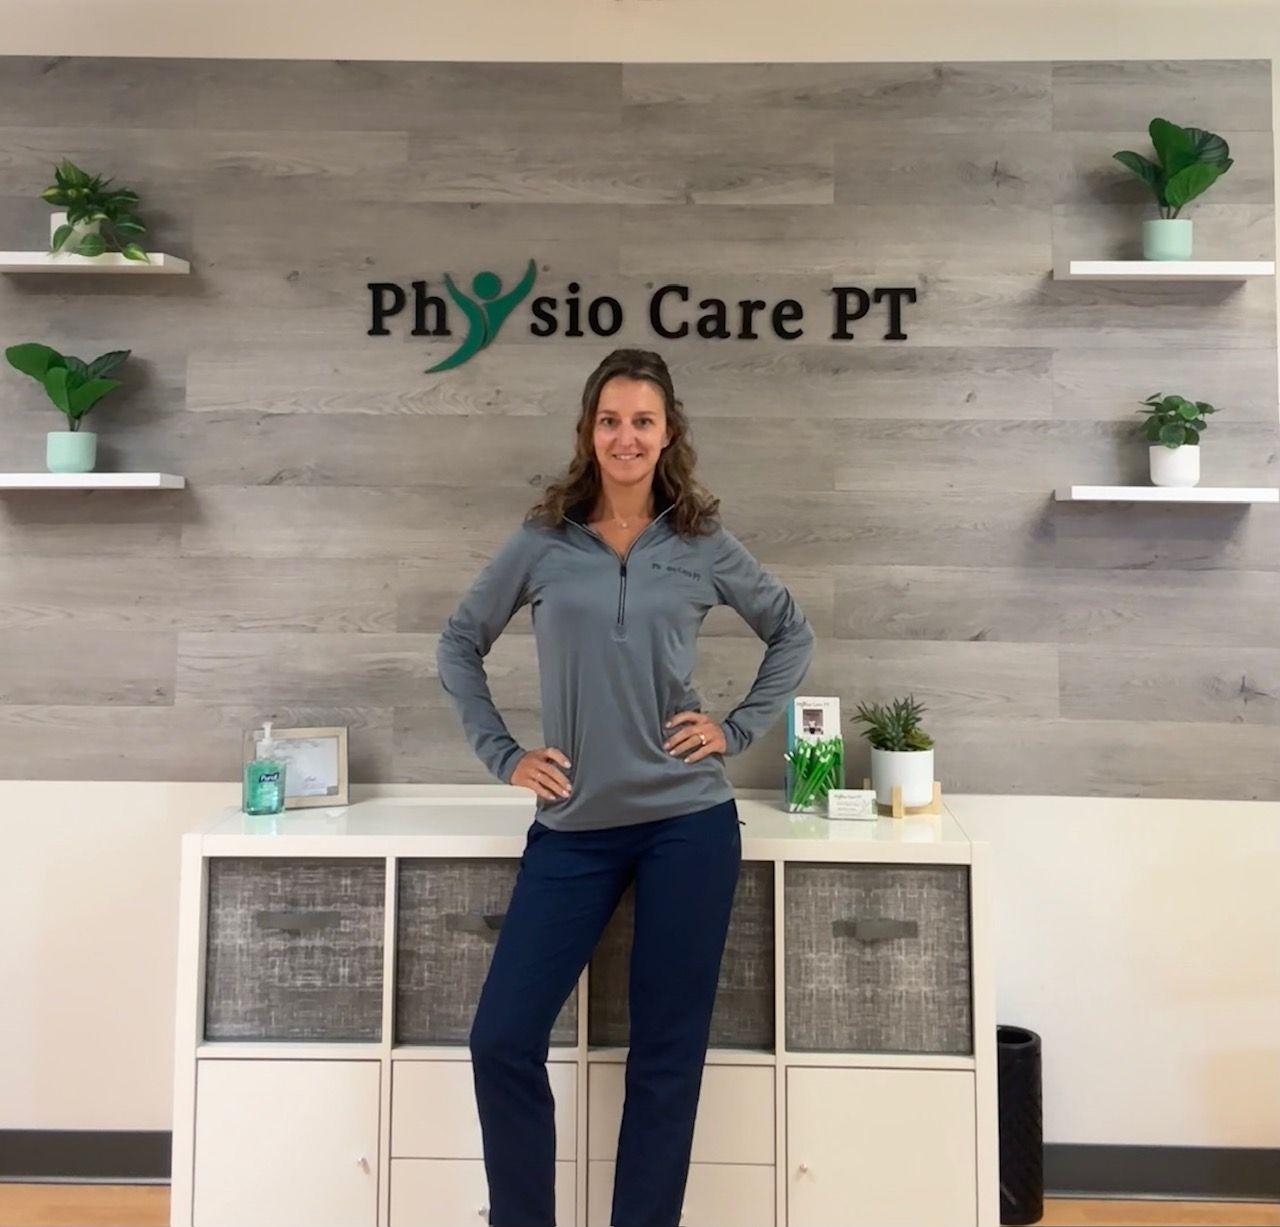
[1138,392,1217,448]
[1113,118,1233,220]
[851,695,934,752]
[42,158,150,262]
[5,342,130,431]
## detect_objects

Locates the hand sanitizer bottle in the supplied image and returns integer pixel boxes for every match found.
[243,720,287,816]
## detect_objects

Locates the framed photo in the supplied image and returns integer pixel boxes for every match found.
[241,724,349,809]
[789,695,841,744]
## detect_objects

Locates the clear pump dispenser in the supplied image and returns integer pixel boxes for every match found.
[242,719,287,816]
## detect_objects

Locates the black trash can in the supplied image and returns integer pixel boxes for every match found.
[997,1025,1044,1225]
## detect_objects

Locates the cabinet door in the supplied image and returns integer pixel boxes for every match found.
[587,1160,773,1227]
[392,1058,577,1159]
[786,1066,976,1227]
[193,1059,379,1227]
[588,1062,773,1165]
[390,1158,576,1227]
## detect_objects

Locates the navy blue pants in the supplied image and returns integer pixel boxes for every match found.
[469,796,742,1227]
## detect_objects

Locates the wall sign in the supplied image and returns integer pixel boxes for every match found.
[367,258,917,372]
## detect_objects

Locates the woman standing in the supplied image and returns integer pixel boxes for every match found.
[437,348,814,1227]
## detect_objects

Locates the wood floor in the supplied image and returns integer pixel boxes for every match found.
[0,1184,1277,1226]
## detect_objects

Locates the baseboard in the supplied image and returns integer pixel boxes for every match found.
[1,1132,1277,1202]
[0,1132,170,1181]
[1045,1143,1280,1201]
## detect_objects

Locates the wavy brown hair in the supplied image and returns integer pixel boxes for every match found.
[526,348,722,538]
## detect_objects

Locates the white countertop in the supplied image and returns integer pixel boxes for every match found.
[192,786,973,863]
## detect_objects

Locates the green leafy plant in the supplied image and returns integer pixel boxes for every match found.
[851,695,934,752]
[42,158,150,262]
[1138,392,1217,448]
[4,342,130,431]
[1113,118,1233,219]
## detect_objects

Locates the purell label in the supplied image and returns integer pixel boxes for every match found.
[259,770,280,783]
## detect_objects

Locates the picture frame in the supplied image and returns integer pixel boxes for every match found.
[789,695,841,745]
[241,724,349,809]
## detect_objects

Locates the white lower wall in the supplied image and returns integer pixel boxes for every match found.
[1,780,1276,1149]
[949,794,1280,1149]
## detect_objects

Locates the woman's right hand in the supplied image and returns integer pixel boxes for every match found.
[510,748,573,802]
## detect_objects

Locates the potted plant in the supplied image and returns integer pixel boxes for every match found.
[851,694,935,809]
[1113,118,1233,260]
[4,342,130,473]
[1139,391,1216,487]
[42,158,151,263]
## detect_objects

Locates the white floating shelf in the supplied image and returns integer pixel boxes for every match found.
[1055,485,1278,504]
[0,472,186,490]
[0,250,189,274]
[0,211,190,274]
[1055,259,1275,282]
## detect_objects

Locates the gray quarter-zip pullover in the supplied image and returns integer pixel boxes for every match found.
[436,490,815,831]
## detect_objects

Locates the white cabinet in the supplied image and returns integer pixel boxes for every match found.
[786,1066,977,1227]
[174,798,995,1227]
[390,1157,577,1227]
[192,1059,380,1227]
[588,1061,774,1165]
[587,1160,774,1227]
[389,1060,578,1226]
[392,1058,577,1158]
[587,1063,775,1226]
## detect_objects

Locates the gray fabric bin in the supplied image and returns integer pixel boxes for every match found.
[784,862,972,1054]
[588,860,776,1051]
[396,858,578,1046]
[204,857,385,1041]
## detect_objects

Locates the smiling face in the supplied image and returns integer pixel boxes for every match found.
[592,376,672,492]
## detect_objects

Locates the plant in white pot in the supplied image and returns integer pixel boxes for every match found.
[1113,118,1233,260]
[851,694,935,809]
[42,158,151,263]
[1138,391,1217,488]
[4,342,131,473]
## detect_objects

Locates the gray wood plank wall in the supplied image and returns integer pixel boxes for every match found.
[0,57,1275,800]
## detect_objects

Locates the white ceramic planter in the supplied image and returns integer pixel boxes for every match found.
[1149,443,1200,487]
[869,747,934,808]
[49,209,101,254]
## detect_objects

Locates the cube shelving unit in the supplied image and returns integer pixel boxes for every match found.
[172,787,999,1227]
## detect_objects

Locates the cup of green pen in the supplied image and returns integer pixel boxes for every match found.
[784,736,845,812]
[782,696,845,813]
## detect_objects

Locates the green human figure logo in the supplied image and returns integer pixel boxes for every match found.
[426,259,538,372]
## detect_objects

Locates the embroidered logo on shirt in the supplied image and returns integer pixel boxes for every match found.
[653,562,702,581]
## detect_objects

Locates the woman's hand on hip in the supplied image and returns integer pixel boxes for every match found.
[510,748,573,802]
[663,712,727,763]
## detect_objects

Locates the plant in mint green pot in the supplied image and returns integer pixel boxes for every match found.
[4,342,130,472]
[1114,118,1233,260]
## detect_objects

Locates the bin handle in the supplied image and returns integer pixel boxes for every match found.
[448,911,506,936]
[255,909,340,935]
[833,917,918,942]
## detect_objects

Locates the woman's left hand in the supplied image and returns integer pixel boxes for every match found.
[663,711,727,763]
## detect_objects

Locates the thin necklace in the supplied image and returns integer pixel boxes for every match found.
[597,504,654,530]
